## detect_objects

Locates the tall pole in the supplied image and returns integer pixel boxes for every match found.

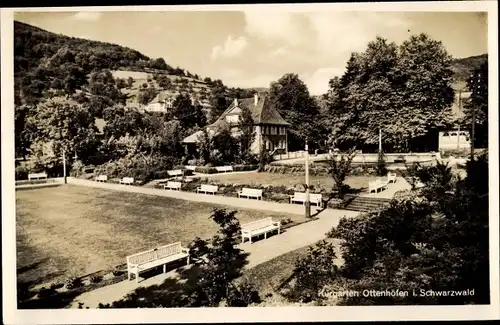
[305,139,311,218]
[471,100,475,160]
[378,128,382,152]
[62,149,67,184]
[458,90,462,150]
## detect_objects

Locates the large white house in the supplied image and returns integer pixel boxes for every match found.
[182,93,291,155]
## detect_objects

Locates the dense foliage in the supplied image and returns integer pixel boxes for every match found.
[325,34,456,152]
[293,154,490,305]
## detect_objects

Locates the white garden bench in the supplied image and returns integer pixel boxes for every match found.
[95,175,108,182]
[185,166,197,171]
[238,188,263,200]
[167,170,184,178]
[387,172,397,183]
[120,177,134,185]
[126,242,190,283]
[164,181,182,191]
[28,172,48,180]
[215,166,233,173]
[196,184,218,195]
[241,217,281,244]
[289,192,323,207]
[369,178,389,193]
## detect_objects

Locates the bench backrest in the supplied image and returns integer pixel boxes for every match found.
[168,170,183,176]
[97,175,108,180]
[242,217,274,232]
[122,177,134,183]
[215,166,233,172]
[293,192,322,202]
[127,242,183,265]
[28,172,47,179]
[387,172,396,180]
[167,181,182,188]
[241,188,263,196]
[185,165,197,171]
[200,184,218,192]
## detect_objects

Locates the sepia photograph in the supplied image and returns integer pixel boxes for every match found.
[1,1,499,323]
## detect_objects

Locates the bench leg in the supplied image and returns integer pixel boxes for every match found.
[265,232,267,239]
[187,255,190,265]
[278,227,281,235]
[128,271,131,281]
[136,271,139,283]
[241,234,245,243]
[163,264,166,273]
[249,236,252,244]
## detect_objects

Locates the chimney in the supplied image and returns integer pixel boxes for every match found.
[234,98,238,106]
[254,93,258,105]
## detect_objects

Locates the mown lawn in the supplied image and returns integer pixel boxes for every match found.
[16,185,303,286]
[206,172,374,191]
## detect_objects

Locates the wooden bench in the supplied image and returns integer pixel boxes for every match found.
[120,177,134,185]
[387,172,397,183]
[196,184,218,195]
[241,217,281,244]
[164,181,182,191]
[28,172,48,180]
[289,192,323,207]
[95,175,108,182]
[369,178,389,193]
[126,242,190,283]
[215,166,233,173]
[238,188,263,200]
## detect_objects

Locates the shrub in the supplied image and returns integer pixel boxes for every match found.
[15,165,29,180]
[153,170,169,179]
[112,270,122,277]
[194,166,218,174]
[70,160,85,177]
[50,282,64,290]
[90,275,103,283]
[375,151,388,176]
[37,286,57,298]
[65,277,83,290]
[188,237,209,261]
[232,164,258,172]
[280,218,293,226]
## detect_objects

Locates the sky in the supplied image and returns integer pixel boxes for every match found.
[15,10,488,95]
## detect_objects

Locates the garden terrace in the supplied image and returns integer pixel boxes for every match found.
[16,185,305,288]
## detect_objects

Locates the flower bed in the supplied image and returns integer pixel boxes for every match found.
[264,164,379,177]
[193,164,258,174]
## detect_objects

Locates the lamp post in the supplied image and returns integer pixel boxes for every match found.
[305,139,311,218]
[62,149,67,184]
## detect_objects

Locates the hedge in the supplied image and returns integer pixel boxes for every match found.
[193,164,258,174]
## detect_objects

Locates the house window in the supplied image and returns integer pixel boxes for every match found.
[279,127,285,135]
[271,126,276,135]
[225,115,239,124]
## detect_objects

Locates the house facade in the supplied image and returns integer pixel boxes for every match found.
[182,93,291,155]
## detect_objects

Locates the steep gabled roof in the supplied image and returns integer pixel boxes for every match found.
[212,94,290,128]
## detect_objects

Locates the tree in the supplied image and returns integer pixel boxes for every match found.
[463,62,488,148]
[157,75,173,90]
[27,98,98,165]
[375,150,388,176]
[197,127,213,165]
[137,87,158,105]
[288,240,339,303]
[326,153,489,305]
[209,79,227,123]
[127,77,134,88]
[327,34,455,152]
[171,93,207,130]
[327,148,357,198]
[212,123,239,165]
[237,104,255,162]
[269,73,322,151]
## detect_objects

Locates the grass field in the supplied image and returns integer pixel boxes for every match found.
[206,172,374,191]
[16,185,302,287]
